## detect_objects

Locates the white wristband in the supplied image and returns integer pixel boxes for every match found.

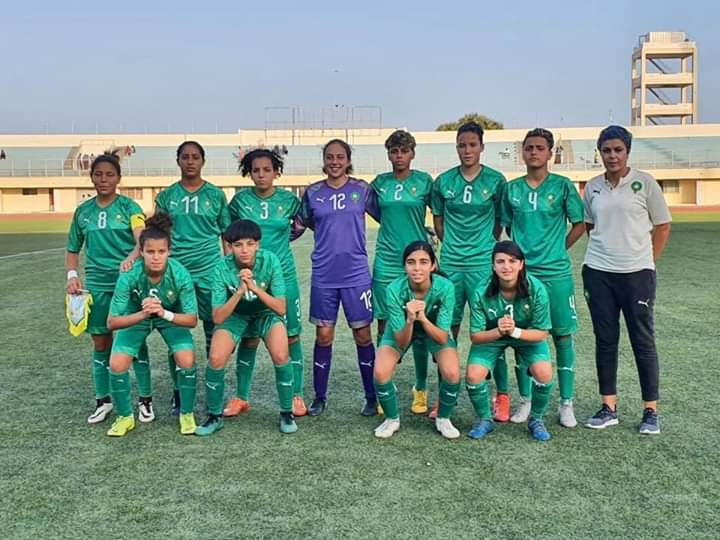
[510,327,523,339]
[161,310,176,322]
[67,270,79,280]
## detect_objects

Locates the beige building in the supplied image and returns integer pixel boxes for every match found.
[0,124,719,214]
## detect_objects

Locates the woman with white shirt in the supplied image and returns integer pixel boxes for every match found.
[582,125,671,435]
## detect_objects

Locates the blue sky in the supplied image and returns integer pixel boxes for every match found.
[1,0,717,133]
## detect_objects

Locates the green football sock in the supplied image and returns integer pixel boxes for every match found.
[492,351,509,393]
[235,346,258,400]
[466,380,491,420]
[205,366,226,416]
[177,367,197,414]
[202,320,214,360]
[374,380,399,420]
[555,336,576,401]
[167,352,178,391]
[530,377,555,419]
[515,363,532,400]
[412,340,429,391]
[109,370,133,417]
[438,380,460,419]
[274,362,294,412]
[91,350,110,399]
[132,343,152,398]
[289,340,304,396]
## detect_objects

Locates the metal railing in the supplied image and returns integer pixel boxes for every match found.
[0,150,718,178]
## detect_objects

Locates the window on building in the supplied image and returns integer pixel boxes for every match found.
[120,188,143,199]
[22,188,38,196]
[661,180,680,193]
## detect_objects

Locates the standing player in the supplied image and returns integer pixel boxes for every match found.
[299,139,380,417]
[371,130,434,414]
[195,219,296,435]
[466,241,555,442]
[66,154,153,424]
[373,241,461,439]
[225,149,307,417]
[430,122,508,420]
[501,128,585,427]
[106,213,199,437]
[155,141,231,414]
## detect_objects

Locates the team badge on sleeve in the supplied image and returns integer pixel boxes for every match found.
[66,291,93,337]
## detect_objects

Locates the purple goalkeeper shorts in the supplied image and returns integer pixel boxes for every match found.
[309,284,374,328]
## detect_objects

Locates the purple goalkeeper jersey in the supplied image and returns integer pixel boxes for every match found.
[300,177,380,288]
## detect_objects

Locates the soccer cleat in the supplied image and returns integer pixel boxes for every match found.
[374,418,400,439]
[585,404,619,429]
[435,417,460,439]
[138,400,155,423]
[510,398,532,424]
[292,396,307,417]
[468,419,495,440]
[361,398,378,417]
[528,418,551,441]
[195,414,224,436]
[411,387,429,414]
[179,413,197,435]
[558,399,577,428]
[279,411,298,434]
[106,415,135,437]
[170,390,180,416]
[639,408,660,435]
[493,392,511,423]
[87,400,113,424]
[223,398,250,417]
[428,401,439,419]
[308,398,327,417]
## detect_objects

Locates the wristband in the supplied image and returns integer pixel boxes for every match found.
[510,327,523,339]
[161,310,176,322]
[67,270,79,280]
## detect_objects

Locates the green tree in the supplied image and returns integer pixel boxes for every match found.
[436,113,504,131]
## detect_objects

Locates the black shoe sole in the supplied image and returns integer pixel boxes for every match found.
[308,401,327,417]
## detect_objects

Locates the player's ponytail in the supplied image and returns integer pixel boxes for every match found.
[90,152,122,176]
[140,212,173,248]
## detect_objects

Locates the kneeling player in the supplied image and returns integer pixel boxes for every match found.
[465,241,555,442]
[373,241,461,440]
[196,219,296,436]
[106,213,199,437]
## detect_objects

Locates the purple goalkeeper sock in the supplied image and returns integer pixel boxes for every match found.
[313,343,332,400]
[357,343,376,400]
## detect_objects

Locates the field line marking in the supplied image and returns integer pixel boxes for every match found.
[0,247,65,260]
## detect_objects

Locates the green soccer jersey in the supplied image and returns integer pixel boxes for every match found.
[469,274,551,335]
[154,181,231,277]
[211,249,286,317]
[385,274,455,339]
[109,258,198,322]
[430,165,506,272]
[228,187,301,282]
[372,170,433,281]
[67,195,145,292]
[500,173,584,279]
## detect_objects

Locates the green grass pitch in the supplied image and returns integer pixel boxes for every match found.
[1,219,718,539]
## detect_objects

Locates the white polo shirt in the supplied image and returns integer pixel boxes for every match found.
[583,169,671,273]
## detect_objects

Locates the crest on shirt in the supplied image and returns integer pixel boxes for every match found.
[350,192,360,203]
[167,290,175,300]
[204,200,212,209]
[411,186,417,195]
[115,213,123,222]
[631,181,642,194]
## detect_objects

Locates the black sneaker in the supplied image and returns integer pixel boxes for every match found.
[639,408,660,435]
[308,398,327,417]
[170,390,180,416]
[584,404,619,429]
[360,398,378,417]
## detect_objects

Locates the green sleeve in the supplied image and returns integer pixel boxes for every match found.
[469,287,487,333]
[228,192,241,222]
[288,192,302,218]
[109,271,132,317]
[154,190,168,212]
[66,209,84,253]
[211,262,228,309]
[435,280,455,332]
[564,179,584,224]
[530,282,552,330]
[429,177,444,216]
[386,286,407,333]
[499,183,513,228]
[267,255,286,299]
[217,191,232,231]
[494,174,507,219]
[177,267,198,315]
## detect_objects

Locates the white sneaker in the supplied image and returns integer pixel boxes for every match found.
[435,417,460,439]
[138,400,155,423]
[374,418,400,439]
[558,399,577,428]
[510,398,531,424]
[87,401,113,424]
